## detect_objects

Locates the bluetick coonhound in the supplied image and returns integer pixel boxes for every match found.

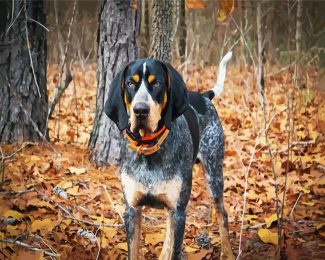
[104,52,234,260]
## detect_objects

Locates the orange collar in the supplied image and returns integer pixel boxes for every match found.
[125,125,170,155]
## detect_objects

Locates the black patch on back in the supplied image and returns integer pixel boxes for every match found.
[202,90,215,100]
[188,91,207,115]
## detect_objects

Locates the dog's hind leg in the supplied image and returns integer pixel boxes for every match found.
[124,206,142,260]
[214,197,235,260]
[199,152,234,260]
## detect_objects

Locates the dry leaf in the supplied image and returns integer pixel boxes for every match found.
[264,214,278,228]
[68,166,87,175]
[217,0,234,22]
[102,227,118,239]
[145,233,165,246]
[186,0,206,10]
[3,210,25,220]
[31,219,56,236]
[117,242,128,251]
[258,229,278,245]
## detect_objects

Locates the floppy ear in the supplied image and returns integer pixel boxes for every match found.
[162,63,189,129]
[104,67,128,131]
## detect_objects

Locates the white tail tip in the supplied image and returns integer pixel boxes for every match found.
[213,51,233,97]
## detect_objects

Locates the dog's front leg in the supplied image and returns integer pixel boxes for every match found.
[124,206,142,260]
[159,209,186,260]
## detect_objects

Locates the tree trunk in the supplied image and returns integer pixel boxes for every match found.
[150,0,173,63]
[294,0,303,88]
[178,0,186,62]
[143,0,150,56]
[88,0,140,166]
[0,0,47,144]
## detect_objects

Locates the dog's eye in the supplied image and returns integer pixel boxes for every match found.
[127,82,135,88]
[153,81,161,88]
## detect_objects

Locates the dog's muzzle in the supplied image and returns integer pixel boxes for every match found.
[133,102,149,120]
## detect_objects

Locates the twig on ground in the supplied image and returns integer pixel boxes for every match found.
[289,192,302,218]
[237,137,259,260]
[0,239,58,258]
[269,139,323,155]
[0,142,34,160]
[32,234,57,259]
[35,189,71,215]
[316,164,325,173]
[95,224,102,260]
[280,89,294,253]
[0,188,35,196]
[102,185,124,224]
[36,189,123,228]
[65,216,123,228]
[21,107,61,157]
[35,190,124,227]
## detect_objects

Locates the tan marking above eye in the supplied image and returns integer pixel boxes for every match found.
[132,74,140,83]
[148,75,156,84]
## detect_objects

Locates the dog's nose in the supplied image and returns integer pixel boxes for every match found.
[133,102,149,119]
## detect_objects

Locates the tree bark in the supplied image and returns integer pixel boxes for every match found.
[88,0,140,166]
[150,0,173,63]
[178,0,186,62]
[143,0,150,56]
[0,0,47,144]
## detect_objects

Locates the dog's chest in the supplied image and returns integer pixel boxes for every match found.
[120,171,182,210]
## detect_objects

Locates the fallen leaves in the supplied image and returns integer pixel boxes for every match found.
[0,64,324,259]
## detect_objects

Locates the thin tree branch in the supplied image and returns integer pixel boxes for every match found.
[21,107,61,157]
[24,0,41,97]
[102,185,124,224]
[231,15,256,69]
[0,188,35,196]
[27,17,49,31]
[0,239,59,258]
[6,5,23,34]
[289,192,302,217]
[44,0,77,142]
[0,142,34,160]
[65,216,123,228]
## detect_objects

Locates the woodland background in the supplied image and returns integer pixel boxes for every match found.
[0,0,325,259]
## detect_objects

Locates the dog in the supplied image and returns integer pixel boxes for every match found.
[104,52,234,260]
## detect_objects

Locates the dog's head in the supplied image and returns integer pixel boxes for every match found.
[104,59,189,136]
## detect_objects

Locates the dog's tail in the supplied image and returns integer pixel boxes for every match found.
[203,51,233,100]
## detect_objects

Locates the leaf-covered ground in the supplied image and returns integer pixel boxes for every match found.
[0,63,324,259]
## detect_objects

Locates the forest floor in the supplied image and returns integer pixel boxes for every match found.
[0,63,324,260]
